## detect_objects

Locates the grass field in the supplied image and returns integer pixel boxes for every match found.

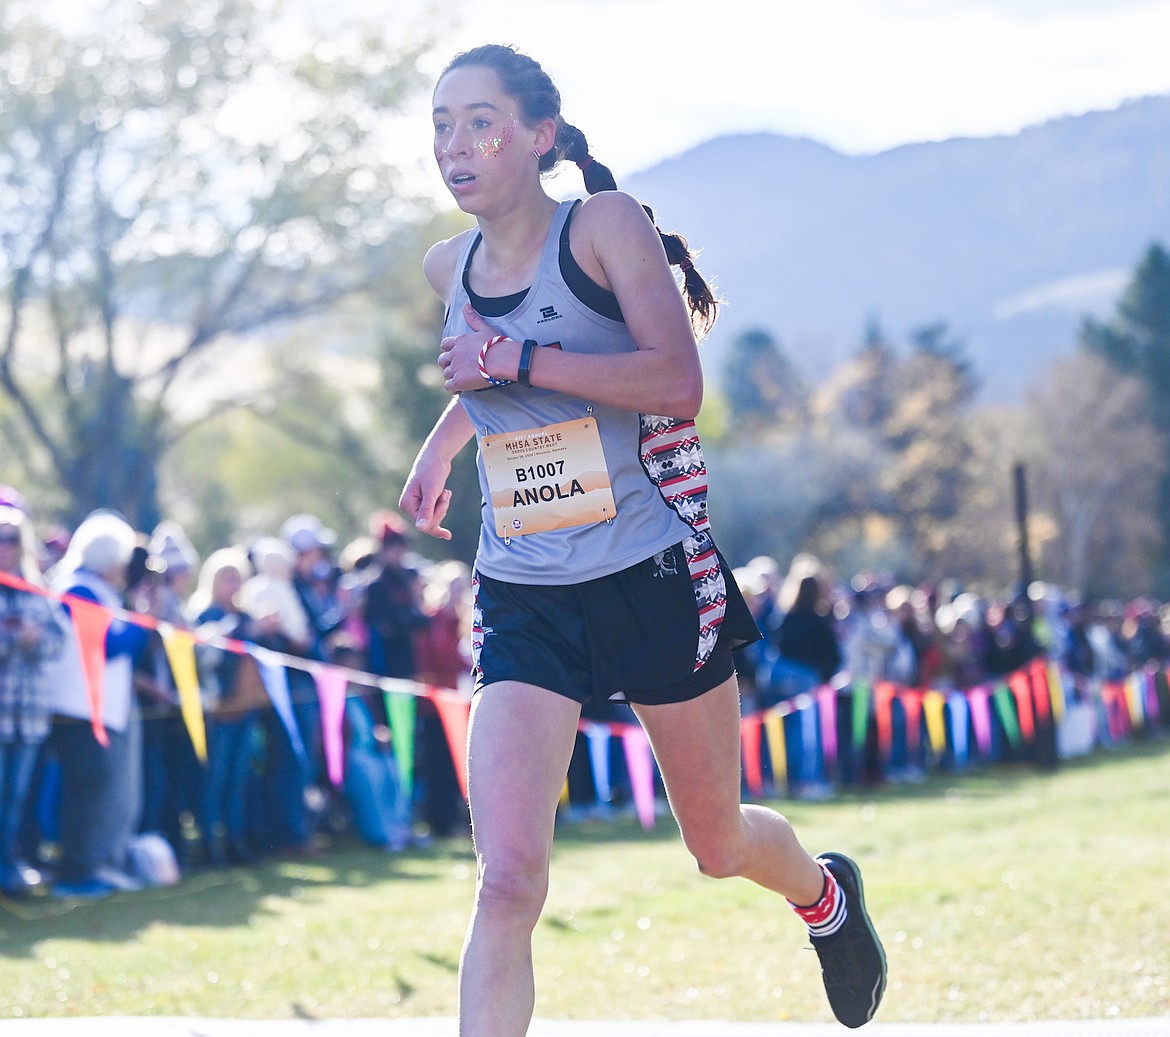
[2,738,1168,1024]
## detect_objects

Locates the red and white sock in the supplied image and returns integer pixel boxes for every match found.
[788,861,848,938]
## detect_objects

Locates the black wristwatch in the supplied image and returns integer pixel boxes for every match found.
[518,339,537,387]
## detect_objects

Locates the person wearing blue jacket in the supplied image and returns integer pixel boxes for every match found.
[45,512,152,898]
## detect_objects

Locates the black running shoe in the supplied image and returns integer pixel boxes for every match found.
[810,851,887,1028]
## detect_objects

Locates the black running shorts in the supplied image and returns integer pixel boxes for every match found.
[472,541,761,708]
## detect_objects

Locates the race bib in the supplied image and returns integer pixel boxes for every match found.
[481,417,617,538]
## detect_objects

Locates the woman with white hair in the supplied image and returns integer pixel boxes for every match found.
[0,504,66,895]
[188,546,263,866]
[44,511,152,898]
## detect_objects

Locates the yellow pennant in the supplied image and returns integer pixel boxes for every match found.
[922,690,947,755]
[762,711,787,790]
[1125,674,1145,728]
[161,625,208,763]
[1046,662,1066,724]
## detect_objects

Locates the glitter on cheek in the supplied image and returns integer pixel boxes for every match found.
[473,121,515,159]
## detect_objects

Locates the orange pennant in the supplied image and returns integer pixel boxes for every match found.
[1008,671,1036,743]
[740,714,763,798]
[65,595,112,747]
[428,687,471,800]
[902,689,923,756]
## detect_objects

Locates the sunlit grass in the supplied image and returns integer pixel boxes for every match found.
[2,739,1168,1023]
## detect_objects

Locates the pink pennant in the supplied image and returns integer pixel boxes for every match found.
[620,725,657,831]
[967,686,993,757]
[314,667,349,787]
[817,686,838,770]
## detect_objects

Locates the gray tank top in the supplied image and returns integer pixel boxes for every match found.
[449,200,695,585]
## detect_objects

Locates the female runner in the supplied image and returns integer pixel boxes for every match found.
[399,44,886,1035]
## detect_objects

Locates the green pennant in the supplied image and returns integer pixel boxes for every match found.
[384,691,417,798]
[852,681,871,754]
[993,684,1022,749]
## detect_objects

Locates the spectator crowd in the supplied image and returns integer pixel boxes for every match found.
[733,553,1170,798]
[0,484,473,900]
[2,484,1168,900]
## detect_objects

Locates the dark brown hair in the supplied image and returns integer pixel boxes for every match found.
[441,44,719,338]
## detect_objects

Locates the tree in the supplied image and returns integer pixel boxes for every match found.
[818,317,897,433]
[879,323,979,568]
[1081,242,1170,590]
[706,423,891,573]
[812,321,979,580]
[718,327,807,433]
[1027,350,1163,598]
[0,0,433,529]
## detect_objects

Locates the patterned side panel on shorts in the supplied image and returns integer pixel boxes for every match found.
[470,570,485,680]
[639,414,727,670]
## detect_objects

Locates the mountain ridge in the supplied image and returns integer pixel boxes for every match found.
[623,93,1170,400]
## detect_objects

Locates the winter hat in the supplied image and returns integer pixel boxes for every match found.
[279,513,337,554]
[0,486,29,513]
[149,520,199,575]
[61,510,138,579]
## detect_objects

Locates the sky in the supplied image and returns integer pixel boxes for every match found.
[296,0,1170,180]
[36,0,1170,189]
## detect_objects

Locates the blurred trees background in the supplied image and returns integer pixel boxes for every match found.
[1,0,1168,598]
[0,0,466,544]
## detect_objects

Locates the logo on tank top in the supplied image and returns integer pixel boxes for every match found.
[537,305,562,324]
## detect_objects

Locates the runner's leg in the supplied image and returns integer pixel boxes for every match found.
[631,673,825,901]
[458,681,582,1037]
[635,671,888,1027]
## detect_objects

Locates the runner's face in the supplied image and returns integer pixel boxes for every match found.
[432,66,538,210]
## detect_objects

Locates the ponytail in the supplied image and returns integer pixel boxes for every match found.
[554,121,719,340]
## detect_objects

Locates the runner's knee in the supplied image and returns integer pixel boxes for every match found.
[684,825,750,880]
[476,852,551,924]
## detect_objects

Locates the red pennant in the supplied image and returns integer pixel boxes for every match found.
[739,714,764,797]
[1102,681,1130,740]
[1008,671,1036,743]
[428,687,471,800]
[902,689,923,756]
[65,595,112,747]
[874,681,896,760]
[1028,659,1052,725]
